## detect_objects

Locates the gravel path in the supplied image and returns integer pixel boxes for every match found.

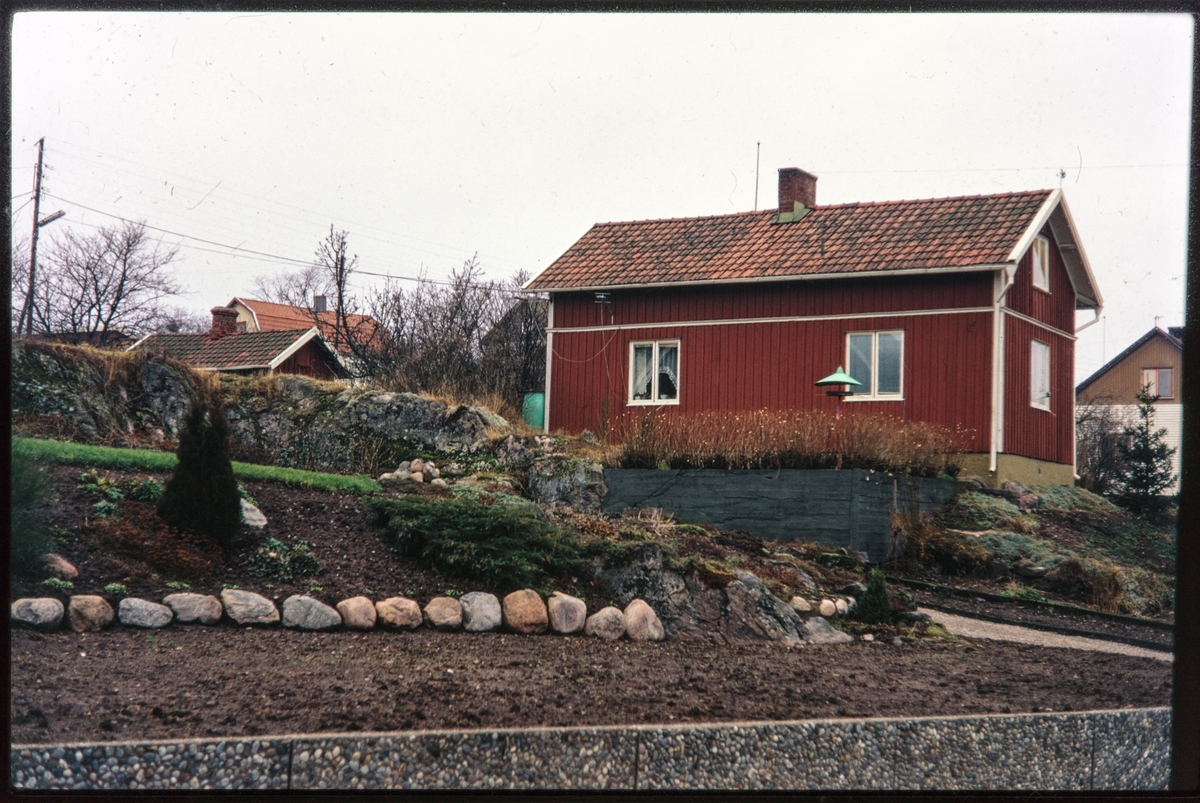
[918,608,1174,663]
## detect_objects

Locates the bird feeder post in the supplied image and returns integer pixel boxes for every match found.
[815,365,862,470]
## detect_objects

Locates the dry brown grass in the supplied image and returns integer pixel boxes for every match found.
[608,408,969,477]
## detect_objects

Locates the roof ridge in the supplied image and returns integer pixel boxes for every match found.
[589,189,1053,228]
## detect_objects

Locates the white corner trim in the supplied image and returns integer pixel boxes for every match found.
[126,333,154,351]
[543,298,554,431]
[230,297,261,331]
[268,327,321,370]
[1006,188,1062,265]
[1051,194,1103,309]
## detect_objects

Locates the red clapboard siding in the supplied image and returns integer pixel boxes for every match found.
[549,312,993,452]
[552,273,995,330]
[1005,227,1076,333]
[276,342,338,380]
[1001,315,1074,465]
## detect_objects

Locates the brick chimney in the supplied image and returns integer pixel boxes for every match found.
[778,167,818,211]
[208,307,240,342]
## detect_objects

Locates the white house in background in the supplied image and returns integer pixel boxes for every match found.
[1075,325,1184,493]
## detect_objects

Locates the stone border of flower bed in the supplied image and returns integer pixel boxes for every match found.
[11,707,1170,791]
[10,587,667,641]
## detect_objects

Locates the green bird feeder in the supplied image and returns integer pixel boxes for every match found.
[815,365,862,397]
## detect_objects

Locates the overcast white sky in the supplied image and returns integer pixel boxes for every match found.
[10,11,1192,381]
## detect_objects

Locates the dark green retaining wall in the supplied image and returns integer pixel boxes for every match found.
[11,707,1170,790]
[602,468,961,562]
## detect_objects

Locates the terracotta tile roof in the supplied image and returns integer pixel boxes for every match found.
[133,329,318,371]
[527,190,1054,290]
[234,298,381,354]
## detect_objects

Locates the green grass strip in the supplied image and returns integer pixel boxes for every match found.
[13,437,381,495]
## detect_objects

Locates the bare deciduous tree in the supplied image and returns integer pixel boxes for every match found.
[14,220,181,339]
[1075,396,1129,496]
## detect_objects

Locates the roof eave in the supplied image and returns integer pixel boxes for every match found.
[529,262,1013,294]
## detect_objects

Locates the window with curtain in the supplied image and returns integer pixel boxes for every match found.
[629,340,680,404]
[1032,235,1050,292]
[846,330,903,400]
[1031,339,1051,410]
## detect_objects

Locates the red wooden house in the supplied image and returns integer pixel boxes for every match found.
[525,168,1103,487]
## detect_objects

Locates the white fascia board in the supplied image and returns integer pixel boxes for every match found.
[1050,195,1103,309]
[268,327,320,370]
[229,297,261,330]
[1006,188,1062,265]
[533,263,1011,295]
[126,333,154,351]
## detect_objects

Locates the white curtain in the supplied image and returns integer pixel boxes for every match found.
[632,345,653,400]
[657,344,678,399]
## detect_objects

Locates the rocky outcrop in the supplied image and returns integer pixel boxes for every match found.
[527,457,606,513]
[721,572,804,645]
[594,544,691,632]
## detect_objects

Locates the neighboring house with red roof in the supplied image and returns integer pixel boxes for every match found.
[128,307,348,380]
[225,296,382,377]
[1076,325,1184,493]
[525,167,1104,488]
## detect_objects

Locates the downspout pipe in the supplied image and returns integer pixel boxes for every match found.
[1072,302,1104,479]
[989,264,1019,474]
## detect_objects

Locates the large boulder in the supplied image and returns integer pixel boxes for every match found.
[593,544,693,634]
[69,595,114,632]
[584,606,626,640]
[240,499,268,529]
[42,553,79,581]
[162,593,223,625]
[282,595,342,631]
[220,589,279,626]
[720,572,805,645]
[423,597,464,631]
[526,456,606,513]
[502,589,548,635]
[459,592,502,632]
[547,591,587,634]
[118,598,174,629]
[802,615,854,645]
[337,596,377,630]
[623,599,665,642]
[376,597,423,630]
[11,598,64,631]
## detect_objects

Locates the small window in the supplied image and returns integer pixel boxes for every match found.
[1031,235,1050,292]
[1142,368,1174,399]
[629,340,680,405]
[846,330,903,400]
[1031,339,1051,410]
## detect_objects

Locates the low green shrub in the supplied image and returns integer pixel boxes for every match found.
[78,468,125,501]
[41,577,74,591]
[129,477,165,502]
[370,495,588,594]
[11,441,56,575]
[852,569,893,624]
[938,492,1039,534]
[103,582,128,596]
[1030,484,1119,513]
[244,538,322,581]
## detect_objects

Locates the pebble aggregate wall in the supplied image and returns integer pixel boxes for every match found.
[12,707,1170,791]
[602,468,961,562]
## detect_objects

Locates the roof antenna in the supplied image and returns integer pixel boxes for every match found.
[754,142,761,211]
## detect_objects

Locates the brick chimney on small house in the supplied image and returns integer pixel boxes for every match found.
[778,167,818,211]
[208,306,240,342]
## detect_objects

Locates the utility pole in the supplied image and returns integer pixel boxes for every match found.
[18,138,45,336]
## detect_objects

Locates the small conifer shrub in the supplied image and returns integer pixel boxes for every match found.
[157,394,242,551]
[853,569,894,625]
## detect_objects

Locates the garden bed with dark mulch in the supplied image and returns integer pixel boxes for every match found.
[10,464,1173,746]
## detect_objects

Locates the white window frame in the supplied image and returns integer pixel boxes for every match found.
[1031,235,1050,293]
[844,330,904,401]
[1031,339,1051,411]
[1142,367,1174,399]
[628,340,681,406]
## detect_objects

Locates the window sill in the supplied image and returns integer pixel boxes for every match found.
[628,399,681,407]
[1032,284,1051,295]
[1031,403,1052,412]
[845,396,904,402]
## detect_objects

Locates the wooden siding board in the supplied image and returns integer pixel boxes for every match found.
[1077,335,1185,406]
[1002,316,1074,464]
[550,312,993,452]
[1006,226,1076,332]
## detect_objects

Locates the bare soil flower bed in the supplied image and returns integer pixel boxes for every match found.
[10,464,1173,745]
